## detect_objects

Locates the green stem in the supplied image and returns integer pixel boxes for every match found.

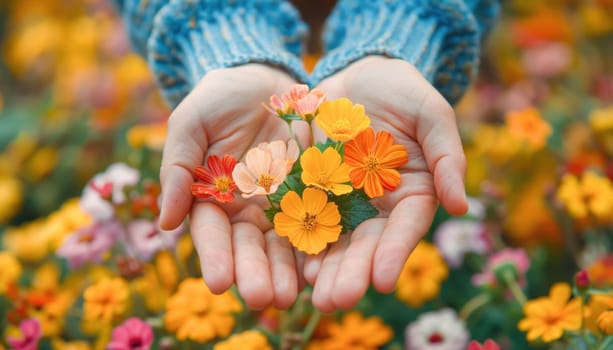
[503,270,527,305]
[459,293,490,321]
[295,310,321,350]
[599,336,613,350]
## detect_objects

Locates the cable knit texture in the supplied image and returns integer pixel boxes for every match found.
[312,0,500,105]
[115,0,309,107]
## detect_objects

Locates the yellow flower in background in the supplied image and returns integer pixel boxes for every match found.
[155,251,180,290]
[505,107,552,149]
[556,171,613,221]
[44,198,92,250]
[472,125,522,163]
[131,264,172,313]
[585,293,613,334]
[580,4,613,37]
[315,98,370,141]
[273,188,342,255]
[590,106,613,132]
[25,146,59,181]
[598,311,613,335]
[518,283,582,342]
[213,330,272,350]
[300,147,353,196]
[164,278,242,343]
[0,252,22,294]
[83,278,130,322]
[127,122,167,150]
[113,53,152,91]
[0,175,23,224]
[307,312,393,350]
[396,241,449,307]
[3,221,52,262]
[52,339,91,350]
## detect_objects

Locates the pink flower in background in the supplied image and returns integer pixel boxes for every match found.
[258,139,300,174]
[128,219,185,261]
[80,163,140,220]
[467,340,501,350]
[268,84,326,117]
[521,42,571,78]
[434,220,490,268]
[57,220,123,269]
[232,146,287,198]
[472,248,531,288]
[107,318,154,350]
[7,319,41,350]
[405,309,469,350]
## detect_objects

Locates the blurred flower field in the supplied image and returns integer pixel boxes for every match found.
[0,0,612,349]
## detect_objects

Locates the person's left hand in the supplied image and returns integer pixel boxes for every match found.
[304,56,469,312]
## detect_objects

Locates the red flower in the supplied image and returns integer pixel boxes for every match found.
[191,155,238,203]
[467,340,501,350]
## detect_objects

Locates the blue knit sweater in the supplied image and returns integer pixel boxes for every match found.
[115,0,499,107]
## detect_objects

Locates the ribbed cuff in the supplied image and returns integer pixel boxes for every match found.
[148,0,310,107]
[311,0,483,105]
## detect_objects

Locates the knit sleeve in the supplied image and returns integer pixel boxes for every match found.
[114,0,310,107]
[311,0,500,105]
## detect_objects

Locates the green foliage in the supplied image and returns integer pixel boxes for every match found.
[330,190,379,233]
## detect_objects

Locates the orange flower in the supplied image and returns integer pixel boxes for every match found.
[192,155,238,203]
[344,128,408,198]
[307,312,393,350]
[505,107,552,149]
[518,283,582,342]
[164,278,242,343]
[598,310,613,335]
[213,330,272,350]
[300,146,352,196]
[273,188,342,254]
[83,278,129,322]
[315,98,370,141]
[395,241,449,307]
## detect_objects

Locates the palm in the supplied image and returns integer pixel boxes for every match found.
[160,64,309,309]
[306,56,468,312]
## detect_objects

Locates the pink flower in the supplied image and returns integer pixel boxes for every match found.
[268,84,326,118]
[472,248,530,288]
[433,220,490,268]
[127,219,185,261]
[7,319,41,350]
[257,139,300,174]
[81,163,140,220]
[57,220,123,269]
[467,340,500,350]
[521,42,571,78]
[232,146,287,198]
[107,318,154,350]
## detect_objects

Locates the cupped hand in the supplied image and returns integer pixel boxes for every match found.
[159,64,309,309]
[305,56,469,312]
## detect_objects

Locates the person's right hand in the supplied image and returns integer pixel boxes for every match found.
[158,64,309,309]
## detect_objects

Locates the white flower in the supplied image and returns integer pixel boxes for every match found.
[466,196,486,219]
[405,309,469,350]
[433,219,489,268]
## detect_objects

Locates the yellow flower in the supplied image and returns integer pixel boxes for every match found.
[164,278,242,343]
[83,278,130,322]
[3,221,51,262]
[126,122,167,150]
[580,4,613,37]
[472,125,522,163]
[213,330,272,350]
[307,312,393,350]
[52,339,91,350]
[556,171,613,221]
[590,106,613,132]
[300,147,352,196]
[505,107,552,149]
[273,188,342,254]
[0,252,21,294]
[598,310,613,335]
[518,283,582,342]
[25,146,58,181]
[0,175,22,224]
[395,241,449,307]
[585,293,613,334]
[315,98,370,141]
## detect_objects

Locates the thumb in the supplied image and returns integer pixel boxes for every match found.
[159,99,207,230]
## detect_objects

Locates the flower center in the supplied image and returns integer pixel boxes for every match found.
[364,156,380,172]
[332,119,352,136]
[544,314,562,326]
[318,172,330,186]
[129,337,143,348]
[428,332,445,344]
[145,229,158,239]
[257,174,274,192]
[78,233,95,244]
[215,176,233,193]
[303,213,318,231]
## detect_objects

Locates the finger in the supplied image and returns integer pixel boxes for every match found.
[190,202,234,293]
[265,231,298,309]
[372,194,438,293]
[233,222,273,310]
[331,219,386,310]
[311,235,351,313]
[304,249,326,286]
[159,100,207,230]
[416,92,468,216]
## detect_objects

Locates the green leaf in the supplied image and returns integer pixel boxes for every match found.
[269,166,306,204]
[264,206,280,224]
[331,190,378,233]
